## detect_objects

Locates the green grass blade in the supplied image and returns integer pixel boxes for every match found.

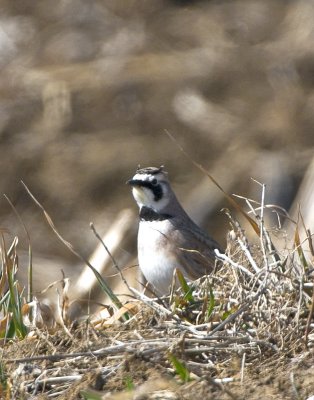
[80,390,103,400]
[176,269,194,302]
[294,227,308,270]
[168,352,191,382]
[207,284,215,318]
[1,236,28,338]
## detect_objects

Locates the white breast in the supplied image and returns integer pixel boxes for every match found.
[137,220,180,295]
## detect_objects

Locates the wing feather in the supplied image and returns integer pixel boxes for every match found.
[168,219,222,279]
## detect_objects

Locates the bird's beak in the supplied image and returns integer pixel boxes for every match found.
[126,179,141,186]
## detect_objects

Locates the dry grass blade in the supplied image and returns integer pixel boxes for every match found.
[3,194,33,304]
[90,222,132,294]
[164,129,260,235]
[20,181,124,311]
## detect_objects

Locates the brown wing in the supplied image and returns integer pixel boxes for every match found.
[168,221,223,279]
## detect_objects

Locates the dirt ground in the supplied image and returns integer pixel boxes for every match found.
[3,304,314,400]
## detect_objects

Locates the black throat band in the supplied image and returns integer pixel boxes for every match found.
[140,206,173,222]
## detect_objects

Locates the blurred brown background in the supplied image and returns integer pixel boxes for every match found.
[1,0,314,297]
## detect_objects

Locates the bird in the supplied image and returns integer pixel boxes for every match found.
[127,166,223,295]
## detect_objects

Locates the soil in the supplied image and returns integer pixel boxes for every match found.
[3,308,314,400]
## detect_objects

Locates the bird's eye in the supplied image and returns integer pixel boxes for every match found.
[152,178,158,185]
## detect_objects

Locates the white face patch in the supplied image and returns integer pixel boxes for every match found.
[130,172,170,211]
[132,186,153,208]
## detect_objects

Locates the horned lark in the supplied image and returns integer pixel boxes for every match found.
[127,166,222,295]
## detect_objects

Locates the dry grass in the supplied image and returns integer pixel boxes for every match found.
[1,186,314,400]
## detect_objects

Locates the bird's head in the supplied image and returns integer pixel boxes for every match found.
[127,166,172,212]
